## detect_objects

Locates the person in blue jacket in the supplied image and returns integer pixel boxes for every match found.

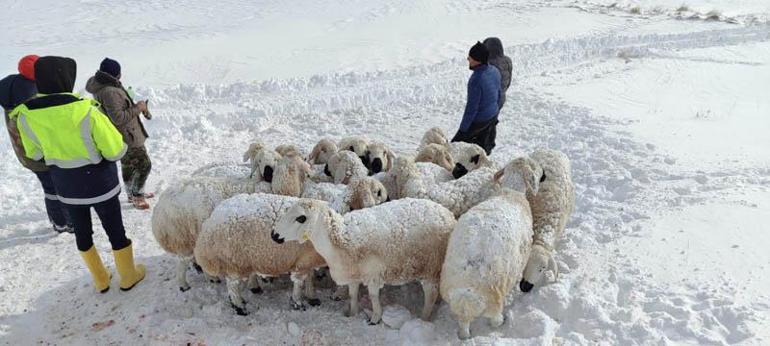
[451,42,502,155]
[0,54,72,233]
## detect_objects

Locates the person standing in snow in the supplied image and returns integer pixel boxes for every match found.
[86,58,154,210]
[1,55,73,233]
[451,42,502,155]
[13,56,146,293]
[483,37,513,110]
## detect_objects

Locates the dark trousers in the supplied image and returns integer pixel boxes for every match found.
[34,171,71,228]
[121,147,152,197]
[65,195,131,252]
[452,117,499,155]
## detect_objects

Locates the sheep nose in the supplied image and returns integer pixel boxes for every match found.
[519,280,534,293]
[370,158,383,173]
[270,230,284,244]
[263,166,274,183]
[452,163,468,179]
[323,164,332,177]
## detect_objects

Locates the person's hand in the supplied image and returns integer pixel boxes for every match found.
[135,100,148,114]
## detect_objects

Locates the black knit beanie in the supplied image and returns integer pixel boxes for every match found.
[468,41,489,64]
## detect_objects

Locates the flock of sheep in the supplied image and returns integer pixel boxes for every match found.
[150,127,575,339]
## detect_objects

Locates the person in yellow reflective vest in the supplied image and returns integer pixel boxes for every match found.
[12,56,146,293]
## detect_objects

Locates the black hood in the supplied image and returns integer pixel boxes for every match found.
[35,56,76,94]
[483,37,504,59]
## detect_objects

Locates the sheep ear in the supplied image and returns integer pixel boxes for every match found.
[386,149,396,171]
[548,254,559,282]
[493,169,504,183]
[471,154,480,165]
[308,145,320,163]
[540,172,547,183]
[526,167,539,194]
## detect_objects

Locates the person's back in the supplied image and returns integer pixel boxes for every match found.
[483,37,512,109]
[468,64,502,126]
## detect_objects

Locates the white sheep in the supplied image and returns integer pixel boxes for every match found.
[519,149,575,292]
[307,138,338,165]
[397,156,501,217]
[415,143,455,172]
[275,144,305,159]
[191,161,251,179]
[337,136,370,166]
[151,176,272,291]
[326,150,369,184]
[450,142,496,178]
[194,194,326,315]
[440,160,535,339]
[365,141,396,175]
[271,155,312,197]
[272,198,456,324]
[301,177,388,214]
[419,127,449,150]
[374,161,453,200]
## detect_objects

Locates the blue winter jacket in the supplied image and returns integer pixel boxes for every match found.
[0,74,37,111]
[459,64,501,132]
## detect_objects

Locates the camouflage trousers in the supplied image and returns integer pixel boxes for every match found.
[121,146,152,197]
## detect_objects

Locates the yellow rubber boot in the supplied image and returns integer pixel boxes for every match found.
[80,246,111,293]
[113,243,146,291]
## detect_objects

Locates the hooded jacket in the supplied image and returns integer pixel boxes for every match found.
[1,73,47,171]
[459,64,501,133]
[483,37,513,109]
[14,56,127,205]
[86,71,148,148]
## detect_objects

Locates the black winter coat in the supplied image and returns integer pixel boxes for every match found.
[483,37,513,109]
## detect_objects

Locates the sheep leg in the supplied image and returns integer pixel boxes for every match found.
[304,275,321,306]
[247,274,263,294]
[486,304,506,328]
[226,277,248,316]
[345,283,360,318]
[289,272,307,311]
[177,257,191,292]
[332,285,349,301]
[366,284,384,325]
[420,280,439,321]
[457,319,472,340]
[205,272,221,284]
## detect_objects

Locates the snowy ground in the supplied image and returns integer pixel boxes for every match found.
[1,0,769,345]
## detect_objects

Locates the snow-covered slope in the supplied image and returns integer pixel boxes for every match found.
[1,0,769,344]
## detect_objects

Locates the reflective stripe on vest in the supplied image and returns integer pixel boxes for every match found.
[57,184,122,205]
[17,114,44,160]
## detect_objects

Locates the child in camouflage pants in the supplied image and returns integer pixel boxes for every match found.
[121,146,152,206]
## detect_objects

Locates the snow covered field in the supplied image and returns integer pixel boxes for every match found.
[1,0,769,344]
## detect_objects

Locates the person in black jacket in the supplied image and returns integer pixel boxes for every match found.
[0,54,72,233]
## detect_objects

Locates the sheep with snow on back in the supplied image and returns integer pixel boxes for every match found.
[301,177,388,213]
[396,156,501,217]
[272,155,312,197]
[519,149,575,293]
[374,159,453,200]
[440,157,536,339]
[450,142,496,178]
[325,150,369,184]
[338,136,370,167]
[307,138,338,165]
[191,161,251,179]
[419,127,449,150]
[275,144,305,159]
[194,194,327,315]
[415,143,455,172]
[272,198,456,324]
[365,141,396,175]
[151,175,272,291]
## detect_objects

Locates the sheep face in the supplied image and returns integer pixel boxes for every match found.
[308,139,338,165]
[348,178,388,210]
[421,127,448,147]
[339,138,370,167]
[366,142,396,175]
[452,144,489,179]
[520,245,557,292]
[251,150,282,183]
[275,144,302,158]
[415,144,454,171]
[494,156,543,195]
[242,141,266,163]
[272,200,325,244]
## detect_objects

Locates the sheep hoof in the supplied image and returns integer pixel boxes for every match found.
[332,295,343,301]
[231,303,248,316]
[192,263,203,273]
[262,277,275,284]
[250,287,263,295]
[210,278,222,284]
[179,286,190,292]
[307,298,321,307]
[367,318,381,326]
[291,300,307,311]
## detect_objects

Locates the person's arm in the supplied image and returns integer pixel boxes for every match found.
[459,78,482,132]
[15,112,44,161]
[503,57,513,90]
[90,107,127,161]
[100,89,142,128]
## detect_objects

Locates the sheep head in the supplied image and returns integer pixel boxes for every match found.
[273,199,328,244]
[415,143,454,171]
[327,151,366,184]
[275,144,303,159]
[420,127,449,148]
[451,143,491,179]
[348,177,388,211]
[308,138,338,164]
[520,244,558,292]
[366,142,396,175]
[242,141,266,163]
[250,149,282,183]
[494,155,543,196]
[272,155,312,197]
[338,136,370,167]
